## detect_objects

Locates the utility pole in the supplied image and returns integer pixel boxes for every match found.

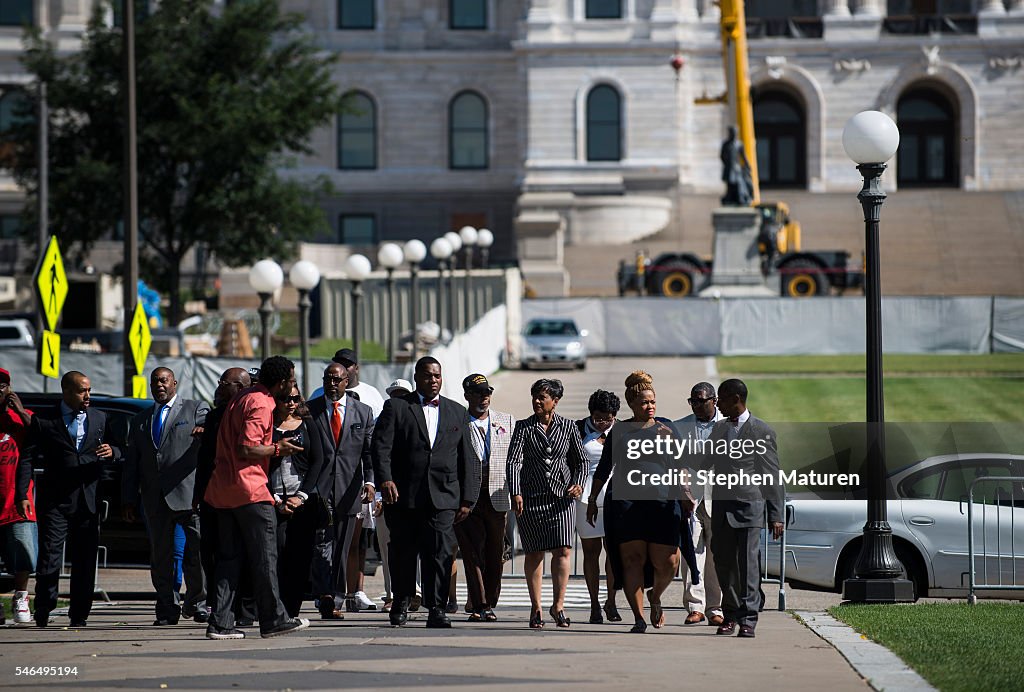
[121,0,140,396]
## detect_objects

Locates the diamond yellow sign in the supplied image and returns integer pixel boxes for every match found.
[35,236,68,332]
[132,375,149,400]
[128,301,152,377]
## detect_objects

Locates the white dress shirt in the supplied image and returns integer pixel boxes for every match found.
[418,392,440,447]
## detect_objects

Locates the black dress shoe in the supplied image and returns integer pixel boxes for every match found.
[389,597,410,627]
[69,620,87,627]
[426,608,451,628]
[738,624,756,638]
[153,618,179,626]
[716,621,737,636]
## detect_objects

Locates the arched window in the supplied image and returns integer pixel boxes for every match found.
[753,90,806,188]
[449,91,488,170]
[337,92,376,170]
[586,85,621,162]
[897,87,957,187]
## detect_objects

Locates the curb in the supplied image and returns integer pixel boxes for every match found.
[793,611,936,692]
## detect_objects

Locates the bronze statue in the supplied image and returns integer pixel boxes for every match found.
[720,126,753,206]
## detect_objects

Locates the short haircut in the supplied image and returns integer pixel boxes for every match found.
[588,389,620,415]
[259,356,295,389]
[531,378,564,400]
[691,381,716,399]
[415,356,441,373]
[61,371,87,392]
[718,378,748,403]
[151,366,174,380]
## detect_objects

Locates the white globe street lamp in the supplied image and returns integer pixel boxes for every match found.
[840,111,913,604]
[248,259,284,361]
[343,253,372,364]
[403,240,428,358]
[289,260,321,396]
[458,226,478,331]
[378,243,405,362]
[430,237,454,334]
[477,228,494,268]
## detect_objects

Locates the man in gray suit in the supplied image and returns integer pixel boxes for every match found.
[123,367,210,625]
[699,378,784,639]
[300,362,375,620]
[674,381,724,627]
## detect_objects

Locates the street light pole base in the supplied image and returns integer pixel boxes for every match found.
[842,577,916,603]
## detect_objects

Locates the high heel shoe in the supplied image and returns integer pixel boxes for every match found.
[630,620,648,634]
[603,602,622,622]
[589,606,604,624]
[549,606,571,628]
[529,610,544,629]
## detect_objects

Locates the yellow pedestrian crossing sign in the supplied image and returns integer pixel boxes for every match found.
[132,375,148,400]
[37,330,60,379]
[128,301,151,376]
[35,236,68,332]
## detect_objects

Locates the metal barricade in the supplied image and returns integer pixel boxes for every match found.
[759,503,793,612]
[967,476,1024,604]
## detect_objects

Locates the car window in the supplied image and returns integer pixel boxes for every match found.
[103,410,135,451]
[526,320,578,337]
[941,462,1015,504]
[0,326,20,338]
[902,467,942,499]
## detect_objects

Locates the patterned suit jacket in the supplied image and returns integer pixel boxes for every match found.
[467,409,515,512]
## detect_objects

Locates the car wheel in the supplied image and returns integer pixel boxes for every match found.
[576,360,586,371]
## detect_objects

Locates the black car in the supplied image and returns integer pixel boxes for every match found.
[18,393,156,565]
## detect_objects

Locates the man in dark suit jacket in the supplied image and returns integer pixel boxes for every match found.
[299,362,375,619]
[372,356,480,628]
[30,371,119,627]
[122,367,210,625]
[698,378,784,639]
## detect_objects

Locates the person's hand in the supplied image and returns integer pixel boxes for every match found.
[6,391,30,422]
[455,503,472,524]
[362,484,375,503]
[771,521,785,540]
[566,484,583,499]
[372,500,383,518]
[17,499,32,521]
[122,503,137,523]
[191,426,204,437]
[381,481,399,504]
[512,494,523,517]
[278,437,303,456]
[96,443,114,459]
[586,498,598,527]
[285,496,303,512]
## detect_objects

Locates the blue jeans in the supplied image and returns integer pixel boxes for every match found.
[0,520,38,573]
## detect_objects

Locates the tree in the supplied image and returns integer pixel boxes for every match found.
[4,0,342,324]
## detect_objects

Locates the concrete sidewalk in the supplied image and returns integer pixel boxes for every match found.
[0,568,869,691]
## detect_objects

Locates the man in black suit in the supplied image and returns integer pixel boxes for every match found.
[373,356,479,628]
[700,379,784,639]
[31,371,119,627]
[300,363,375,619]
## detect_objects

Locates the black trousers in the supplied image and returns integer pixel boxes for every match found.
[711,523,761,628]
[454,484,506,610]
[209,503,289,634]
[276,504,316,618]
[144,500,205,621]
[199,502,255,621]
[384,505,456,610]
[310,506,356,613]
[35,504,99,624]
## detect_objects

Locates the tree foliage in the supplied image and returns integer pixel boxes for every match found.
[4,0,341,322]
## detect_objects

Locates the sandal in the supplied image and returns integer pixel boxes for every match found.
[467,610,483,622]
[630,620,648,634]
[549,606,570,628]
[589,606,604,624]
[529,610,545,629]
[603,601,622,622]
[648,590,665,628]
[482,609,498,622]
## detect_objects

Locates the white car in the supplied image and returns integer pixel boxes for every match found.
[767,453,1024,601]
[519,318,587,370]
[0,318,34,348]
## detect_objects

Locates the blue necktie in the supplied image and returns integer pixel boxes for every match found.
[69,413,83,450]
[153,405,167,445]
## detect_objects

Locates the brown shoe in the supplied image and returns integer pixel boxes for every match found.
[708,613,725,627]
[716,620,737,636]
[685,611,705,625]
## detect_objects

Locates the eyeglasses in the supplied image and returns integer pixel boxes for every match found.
[217,379,243,387]
[282,395,302,403]
[688,397,716,405]
[323,376,346,384]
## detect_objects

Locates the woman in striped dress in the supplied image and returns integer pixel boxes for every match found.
[507,378,588,629]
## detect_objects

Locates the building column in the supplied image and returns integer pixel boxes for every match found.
[823,0,852,16]
[978,0,1007,14]
[1009,0,1024,14]
[852,0,884,16]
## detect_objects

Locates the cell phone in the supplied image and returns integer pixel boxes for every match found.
[283,429,303,447]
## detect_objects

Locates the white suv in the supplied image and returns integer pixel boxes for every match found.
[0,319,34,348]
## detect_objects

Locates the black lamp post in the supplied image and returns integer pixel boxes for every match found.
[444,231,463,332]
[248,259,283,362]
[841,111,915,604]
[377,243,404,362]
[289,260,321,396]
[430,237,454,336]
[344,254,371,365]
[404,240,427,358]
[477,228,494,269]
[459,226,478,329]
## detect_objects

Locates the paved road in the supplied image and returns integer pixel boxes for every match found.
[486,356,718,421]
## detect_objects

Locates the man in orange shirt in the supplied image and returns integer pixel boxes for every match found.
[203,356,308,640]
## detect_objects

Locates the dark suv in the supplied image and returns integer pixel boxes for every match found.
[18,393,156,565]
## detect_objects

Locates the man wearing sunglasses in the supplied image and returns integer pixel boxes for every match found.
[673,382,724,627]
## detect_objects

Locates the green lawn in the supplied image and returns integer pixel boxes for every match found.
[720,353,1024,375]
[829,603,1024,692]
[284,338,388,363]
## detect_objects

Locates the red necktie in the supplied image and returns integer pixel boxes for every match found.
[331,401,342,444]
[424,398,439,408]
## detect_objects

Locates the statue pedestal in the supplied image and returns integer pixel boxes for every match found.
[698,207,778,297]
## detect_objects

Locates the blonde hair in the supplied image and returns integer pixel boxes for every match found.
[624,370,654,406]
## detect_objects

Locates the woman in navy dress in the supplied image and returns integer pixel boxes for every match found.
[587,371,688,633]
[507,379,587,629]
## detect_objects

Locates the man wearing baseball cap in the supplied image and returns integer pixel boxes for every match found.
[455,374,515,622]
[0,368,35,624]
